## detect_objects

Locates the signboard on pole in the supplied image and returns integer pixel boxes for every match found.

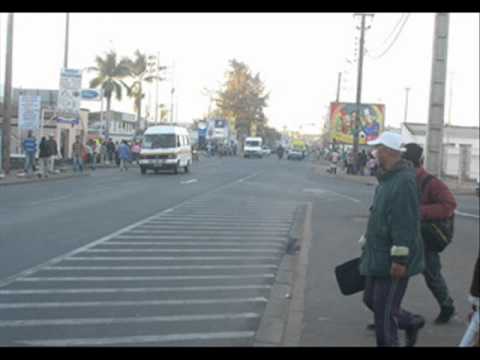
[57,68,82,125]
[329,102,385,144]
[18,95,42,129]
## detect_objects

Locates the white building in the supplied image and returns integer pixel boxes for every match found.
[401,122,479,180]
[88,111,138,143]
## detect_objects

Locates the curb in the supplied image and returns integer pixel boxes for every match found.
[253,203,311,347]
[0,172,90,186]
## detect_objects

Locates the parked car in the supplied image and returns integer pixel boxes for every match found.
[261,146,271,156]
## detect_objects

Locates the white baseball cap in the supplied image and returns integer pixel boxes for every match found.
[367,131,406,152]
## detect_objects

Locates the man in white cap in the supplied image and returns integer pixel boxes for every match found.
[359,131,426,346]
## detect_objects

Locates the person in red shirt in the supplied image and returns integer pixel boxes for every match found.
[403,143,457,324]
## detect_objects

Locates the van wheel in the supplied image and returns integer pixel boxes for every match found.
[173,162,179,174]
[184,162,190,173]
[140,166,146,175]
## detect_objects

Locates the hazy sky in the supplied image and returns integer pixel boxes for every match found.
[0,12,478,133]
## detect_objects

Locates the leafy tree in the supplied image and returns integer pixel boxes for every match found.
[215,59,269,141]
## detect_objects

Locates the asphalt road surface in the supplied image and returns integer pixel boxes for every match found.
[0,156,477,346]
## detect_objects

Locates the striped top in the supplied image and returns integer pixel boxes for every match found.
[23,137,37,154]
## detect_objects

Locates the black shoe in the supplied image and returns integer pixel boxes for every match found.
[366,323,375,331]
[434,306,455,324]
[405,316,425,347]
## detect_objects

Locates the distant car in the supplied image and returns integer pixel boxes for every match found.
[261,146,271,156]
[287,149,305,160]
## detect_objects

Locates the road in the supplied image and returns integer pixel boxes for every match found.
[0,157,477,346]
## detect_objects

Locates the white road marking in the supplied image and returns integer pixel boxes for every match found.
[114,235,283,240]
[180,179,198,185]
[303,187,360,203]
[125,229,288,235]
[0,284,272,295]
[18,331,255,346]
[138,224,290,229]
[83,248,281,253]
[43,264,278,271]
[0,297,268,309]
[0,312,260,327]
[29,194,73,206]
[64,256,278,261]
[455,210,479,219]
[99,241,284,247]
[18,274,275,282]
[0,171,265,289]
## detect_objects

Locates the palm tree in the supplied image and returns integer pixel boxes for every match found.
[122,50,165,132]
[88,50,131,139]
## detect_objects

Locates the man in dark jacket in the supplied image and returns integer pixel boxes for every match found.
[360,132,425,347]
[47,135,58,174]
[403,143,457,324]
[38,136,50,178]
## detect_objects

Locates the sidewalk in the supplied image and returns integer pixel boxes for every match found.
[0,162,131,186]
[312,161,476,195]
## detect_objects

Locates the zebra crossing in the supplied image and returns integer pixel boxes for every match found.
[0,189,299,346]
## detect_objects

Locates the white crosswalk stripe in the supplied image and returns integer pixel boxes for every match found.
[0,187,300,346]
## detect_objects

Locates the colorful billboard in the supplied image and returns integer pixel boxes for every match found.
[329,102,385,144]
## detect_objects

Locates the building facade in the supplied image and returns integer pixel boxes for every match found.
[401,122,479,181]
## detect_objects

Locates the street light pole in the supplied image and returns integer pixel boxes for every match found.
[336,72,342,103]
[64,13,69,69]
[403,87,410,124]
[2,13,14,175]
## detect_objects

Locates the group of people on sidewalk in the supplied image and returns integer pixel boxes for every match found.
[23,131,58,178]
[351,131,478,347]
[327,148,379,177]
[21,131,141,177]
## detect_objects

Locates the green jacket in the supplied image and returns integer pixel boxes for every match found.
[360,159,425,278]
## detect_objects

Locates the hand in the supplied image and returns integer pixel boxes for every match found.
[390,262,407,280]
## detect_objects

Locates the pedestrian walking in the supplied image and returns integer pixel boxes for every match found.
[22,131,37,177]
[459,256,479,347]
[402,143,457,324]
[46,135,58,174]
[330,150,339,175]
[87,139,97,170]
[107,138,115,164]
[360,132,425,347]
[118,140,130,172]
[114,141,120,166]
[38,137,50,178]
[100,139,108,164]
[131,141,141,164]
[72,136,84,173]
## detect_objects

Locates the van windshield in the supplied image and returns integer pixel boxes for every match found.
[246,140,260,147]
[143,134,176,149]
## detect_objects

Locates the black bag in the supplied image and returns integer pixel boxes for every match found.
[335,257,365,295]
[420,175,455,253]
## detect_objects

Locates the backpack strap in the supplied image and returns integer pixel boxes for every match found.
[420,174,435,194]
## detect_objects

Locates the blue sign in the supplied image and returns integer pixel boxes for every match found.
[81,89,101,101]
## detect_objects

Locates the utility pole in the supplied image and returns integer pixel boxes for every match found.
[2,13,14,174]
[425,13,449,177]
[64,13,70,69]
[403,87,411,124]
[154,52,160,123]
[336,72,342,102]
[447,72,453,125]
[352,13,374,164]
[170,62,175,123]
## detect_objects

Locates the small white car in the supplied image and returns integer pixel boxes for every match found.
[244,137,264,158]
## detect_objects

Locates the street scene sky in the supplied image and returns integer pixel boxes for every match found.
[0,12,478,133]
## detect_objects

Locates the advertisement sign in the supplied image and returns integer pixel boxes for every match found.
[18,95,42,130]
[329,102,385,144]
[57,68,82,125]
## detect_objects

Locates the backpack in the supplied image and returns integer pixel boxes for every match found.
[420,175,455,253]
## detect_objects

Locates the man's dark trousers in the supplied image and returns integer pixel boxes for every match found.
[363,276,418,346]
[423,249,454,309]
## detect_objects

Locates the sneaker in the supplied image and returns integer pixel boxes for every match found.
[434,305,455,324]
[405,315,425,347]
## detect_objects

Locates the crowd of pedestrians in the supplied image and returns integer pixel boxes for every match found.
[21,132,141,177]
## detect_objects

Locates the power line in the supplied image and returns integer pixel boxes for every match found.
[367,13,410,60]
[368,13,406,55]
